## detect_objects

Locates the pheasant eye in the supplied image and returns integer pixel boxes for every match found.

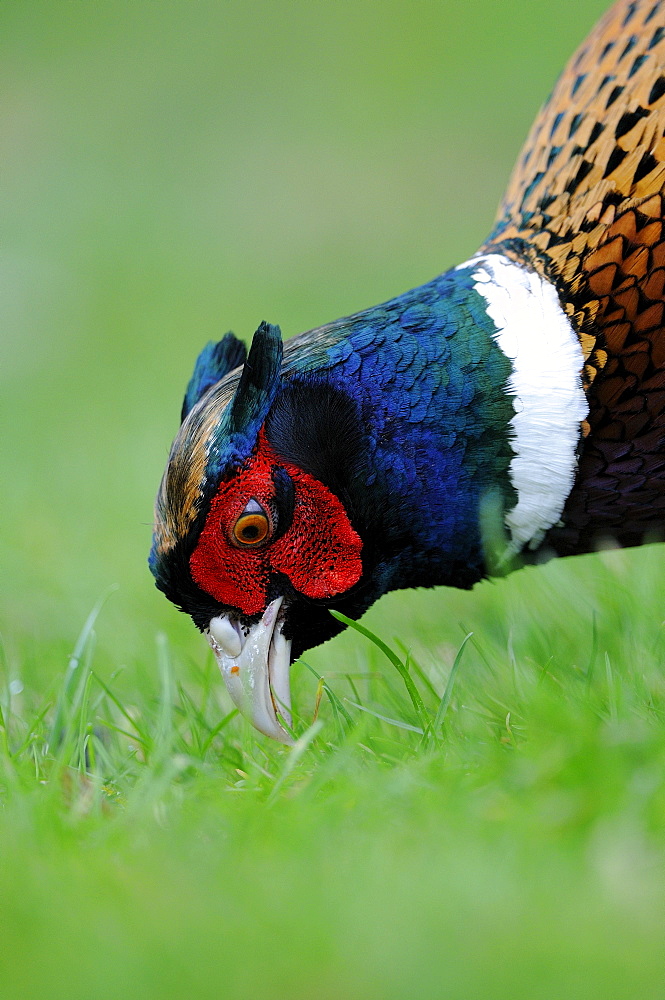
[231,500,271,547]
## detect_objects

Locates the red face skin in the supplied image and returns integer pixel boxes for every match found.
[189,432,363,615]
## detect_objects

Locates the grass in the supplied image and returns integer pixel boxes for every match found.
[3,544,665,998]
[2,0,662,996]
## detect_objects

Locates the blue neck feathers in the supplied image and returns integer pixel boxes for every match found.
[273,265,517,600]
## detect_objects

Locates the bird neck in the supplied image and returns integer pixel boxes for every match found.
[323,252,589,607]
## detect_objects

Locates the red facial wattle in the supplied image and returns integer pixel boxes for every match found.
[189,432,363,614]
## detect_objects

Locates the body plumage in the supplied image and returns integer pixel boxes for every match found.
[151,0,665,741]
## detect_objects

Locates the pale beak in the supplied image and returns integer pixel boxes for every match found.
[206,596,294,745]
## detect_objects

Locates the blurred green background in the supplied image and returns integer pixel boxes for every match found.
[0,0,608,679]
[9,4,662,1000]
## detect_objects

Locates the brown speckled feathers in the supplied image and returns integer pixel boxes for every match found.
[485,0,665,552]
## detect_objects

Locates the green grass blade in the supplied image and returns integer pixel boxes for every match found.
[200,710,239,756]
[433,632,473,734]
[91,670,151,744]
[330,611,430,731]
[345,699,424,734]
[266,720,324,805]
[49,587,117,749]
[301,661,354,729]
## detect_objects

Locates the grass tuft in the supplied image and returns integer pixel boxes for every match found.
[2,547,665,996]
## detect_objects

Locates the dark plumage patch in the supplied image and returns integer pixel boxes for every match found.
[522,171,545,204]
[634,149,659,181]
[648,75,665,103]
[619,34,638,60]
[645,2,660,25]
[649,25,665,48]
[566,158,593,195]
[589,121,605,144]
[622,2,637,27]
[549,111,564,138]
[606,84,625,108]
[572,73,587,97]
[226,323,281,444]
[547,145,563,168]
[568,112,584,138]
[265,379,366,508]
[604,145,628,177]
[615,105,649,137]
[270,466,296,541]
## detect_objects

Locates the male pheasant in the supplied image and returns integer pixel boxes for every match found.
[151,0,665,742]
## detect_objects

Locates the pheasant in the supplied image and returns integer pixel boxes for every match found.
[150,0,665,742]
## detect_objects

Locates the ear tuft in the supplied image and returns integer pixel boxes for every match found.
[206,321,283,481]
[181,332,247,422]
[229,322,283,432]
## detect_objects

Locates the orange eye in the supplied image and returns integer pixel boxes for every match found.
[231,506,271,547]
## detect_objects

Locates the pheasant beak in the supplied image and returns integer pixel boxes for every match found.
[205,597,294,745]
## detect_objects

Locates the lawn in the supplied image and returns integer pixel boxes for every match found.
[4,1,665,997]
